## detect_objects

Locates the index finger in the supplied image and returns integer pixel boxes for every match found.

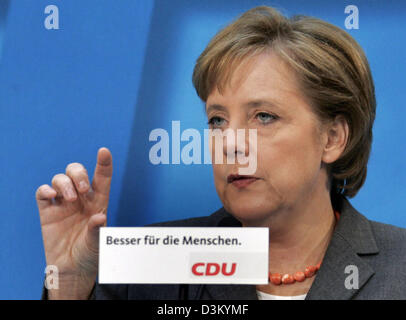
[92,147,113,195]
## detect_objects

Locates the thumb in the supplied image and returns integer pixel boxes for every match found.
[86,213,107,251]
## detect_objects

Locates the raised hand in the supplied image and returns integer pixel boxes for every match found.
[37,147,113,299]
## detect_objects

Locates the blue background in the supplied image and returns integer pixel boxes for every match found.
[0,0,405,299]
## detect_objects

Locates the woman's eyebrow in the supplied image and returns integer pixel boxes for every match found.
[205,103,227,114]
[205,99,283,114]
[243,99,282,110]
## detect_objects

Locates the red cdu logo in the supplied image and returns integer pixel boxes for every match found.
[192,262,237,276]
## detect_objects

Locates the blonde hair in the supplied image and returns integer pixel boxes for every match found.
[192,6,376,198]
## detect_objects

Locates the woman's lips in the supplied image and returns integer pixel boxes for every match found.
[227,174,260,188]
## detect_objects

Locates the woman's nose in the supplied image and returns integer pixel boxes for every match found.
[222,124,250,163]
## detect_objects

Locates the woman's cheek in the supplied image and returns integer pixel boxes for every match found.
[212,166,226,195]
[259,144,303,195]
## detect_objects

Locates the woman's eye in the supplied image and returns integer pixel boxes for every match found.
[256,112,276,124]
[208,116,226,127]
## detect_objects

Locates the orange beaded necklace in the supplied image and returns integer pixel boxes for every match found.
[269,210,340,285]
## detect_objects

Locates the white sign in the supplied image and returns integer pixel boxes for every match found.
[99,227,269,284]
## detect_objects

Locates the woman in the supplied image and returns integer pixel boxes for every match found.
[38,6,406,300]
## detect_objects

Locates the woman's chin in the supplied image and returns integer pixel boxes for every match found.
[224,200,277,226]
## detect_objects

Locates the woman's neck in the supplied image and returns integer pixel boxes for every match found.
[253,187,337,296]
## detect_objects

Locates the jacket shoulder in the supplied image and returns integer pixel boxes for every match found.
[355,219,406,299]
[369,219,406,253]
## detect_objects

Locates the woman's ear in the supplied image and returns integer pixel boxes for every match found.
[321,115,349,164]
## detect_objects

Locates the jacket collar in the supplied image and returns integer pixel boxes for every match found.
[305,195,379,299]
[202,195,379,300]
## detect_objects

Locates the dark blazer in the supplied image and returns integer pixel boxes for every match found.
[42,195,406,299]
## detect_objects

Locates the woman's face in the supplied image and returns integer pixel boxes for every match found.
[206,51,328,225]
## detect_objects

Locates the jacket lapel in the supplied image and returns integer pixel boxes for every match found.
[305,196,379,300]
[304,233,376,299]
